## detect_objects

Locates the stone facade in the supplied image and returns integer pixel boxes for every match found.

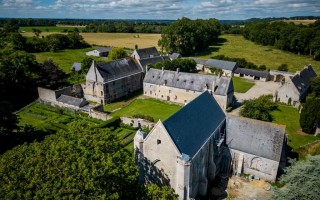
[83,58,144,104]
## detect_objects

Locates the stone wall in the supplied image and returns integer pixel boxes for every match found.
[89,104,111,121]
[121,117,155,129]
[275,81,300,106]
[38,85,83,103]
[38,87,57,102]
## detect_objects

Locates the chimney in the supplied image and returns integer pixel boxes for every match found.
[145,65,149,73]
[176,68,180,73]
[162,67,164,71]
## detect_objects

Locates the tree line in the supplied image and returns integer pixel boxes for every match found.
[158,17,221,56]
[150,58,197,73]
[242,20,320,60]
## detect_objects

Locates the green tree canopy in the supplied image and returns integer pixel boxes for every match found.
[158,17,221,56]
[271,155,320,200]
[151,58,196,73]
[240,95,278,122]
[108,47,128,60]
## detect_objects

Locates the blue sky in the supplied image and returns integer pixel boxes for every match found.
[0,0,319,20]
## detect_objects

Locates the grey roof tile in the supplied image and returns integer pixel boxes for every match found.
[135,47,160,59]
[57,95,87,107]
[139,56,170,68]
[235,67,269,78]
[291,65,317,95]
[192,58,237,71]
[163,91,226,158]
[71,62,81,71]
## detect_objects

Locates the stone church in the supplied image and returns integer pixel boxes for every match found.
[134,91,286,200]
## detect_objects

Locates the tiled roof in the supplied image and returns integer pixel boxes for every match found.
[192,58,237,71]
[97,47,112,53]
[57,95,87,107]
[168,53,182,60]
[135,47,160,59]
[226,115,286,162]
[291,65,317,95]
[163,91,226,158]
[144,68,231,96]
[139,56,170,68]
[71,62,81,71]
[235,67,269,78]
[96,57,143,82]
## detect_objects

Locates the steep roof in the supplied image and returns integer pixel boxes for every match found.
[168,53,182,60]
[97,47,112,53]
[71,62,81,71]
[57,95,88,107]
[291,65,317,95]
[135,47,160,59]
[226,115,286,162]
[94,57,143,82]
[192,58,237,71]
[144,68,232,96]
[235,67,270,78]
[138,56,170,68]
[163,91,226,158]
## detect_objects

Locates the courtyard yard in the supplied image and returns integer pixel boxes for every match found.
[232,77,255,93]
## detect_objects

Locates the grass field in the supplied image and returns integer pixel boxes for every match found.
[197,34,320,75]
[271,105,320,152]
[20,26,84,33]
[22,32,161,50]
[280,19,316,25]
[232,77,255,93]
[111,98,182,121]
[34,48,107,73]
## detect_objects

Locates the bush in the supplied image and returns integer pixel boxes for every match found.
[120,123,139,130]
[278,64,288,72]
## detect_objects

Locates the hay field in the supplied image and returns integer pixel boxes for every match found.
[281,19,317,25]
[22,32,161,49]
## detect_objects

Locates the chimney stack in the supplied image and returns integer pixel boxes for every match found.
[176,68,180,73]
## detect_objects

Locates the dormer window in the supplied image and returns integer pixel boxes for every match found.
[157,139,161,144]
[164,80,167,85]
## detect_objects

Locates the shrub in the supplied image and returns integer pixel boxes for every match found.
[98,116,121,128]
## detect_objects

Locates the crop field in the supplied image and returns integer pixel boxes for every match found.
[197,34,320,75]
[34,48,107,73]
[111,98,182,121]
[280,19,316,25]
[271,104,320,157]
[22,32,161,50]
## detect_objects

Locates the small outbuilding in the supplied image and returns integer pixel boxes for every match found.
[71,62,81,72]
[234,67,270,81]
[86,47,112,57]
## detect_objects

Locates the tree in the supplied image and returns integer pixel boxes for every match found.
[108,47,128,60]
[300,94,320,134]
[271,155,320,200]
[32,28,42,37]
[0,102,19,135]
[310,77,320,96]
[38,59,68,89]
[152,58,196,73]
[81,57,94,73]
[240,95,278,122]
[278,64,288,71]
[143,184,178,200]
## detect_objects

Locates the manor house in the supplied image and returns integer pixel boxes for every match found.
[134,91,286,200]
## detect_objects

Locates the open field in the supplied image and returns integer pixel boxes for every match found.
[198,35,320,75]
[20,26,84,33]
[111,98,182,121]
[232,77,255,93]
[280,19,317,25]
[22,32,161,50]
[34,48,107,73]
[271,105,320,153]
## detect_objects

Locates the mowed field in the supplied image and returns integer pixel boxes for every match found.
[198,34,320,74]
[22,32,161,50]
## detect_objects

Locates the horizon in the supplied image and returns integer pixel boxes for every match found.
[1,0,319,20]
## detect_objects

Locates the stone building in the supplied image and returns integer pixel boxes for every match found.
[143,68,234,109]
[135,91,286,200]
[83,58,144,104]
[274,65,317,106]
[192,58,237,77]
[85,47,112,57]
[234,67,270,81]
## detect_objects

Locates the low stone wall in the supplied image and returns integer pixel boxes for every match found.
[89,105,111,121]
[39,98,82,111]
[121,117,155,129]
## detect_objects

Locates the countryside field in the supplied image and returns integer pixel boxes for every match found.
[198,34,320,74]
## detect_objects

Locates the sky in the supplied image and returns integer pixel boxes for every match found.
[0,0,320,20]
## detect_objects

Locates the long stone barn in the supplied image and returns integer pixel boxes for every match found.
[134,91,287,200]
[143,68,234,110]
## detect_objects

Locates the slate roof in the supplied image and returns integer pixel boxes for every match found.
[144,68,232,96]
[135,47,160,59]
[96,57,143,82]
[57,95,88,107]
[235,67,270,78]
[139,56,170,68]
[97,47,112,53]
[71,62,81,71]
[163,91,226,158]
[192,58,237,71]
[291,65,317,95]
[168,53,182,60]
[226,115,286,161]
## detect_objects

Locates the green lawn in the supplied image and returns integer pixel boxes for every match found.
[232,77,255,93]
[104,91,143,112]
[111,98,182,121]
[197,34,320,75]
[17,102,102,131]
[34,48,107,73]
[271,105,319,150]
[20,26,85,33]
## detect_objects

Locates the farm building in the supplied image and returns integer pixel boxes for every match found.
[234,67,270,81]
[137,56,170,72]
[192,58,237,77]
[274,65,317,106]
[135,91,286,200]
[85,47,112,57]
[143,68,234,109]
[131,47,160,60]
[83,58,144,104]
